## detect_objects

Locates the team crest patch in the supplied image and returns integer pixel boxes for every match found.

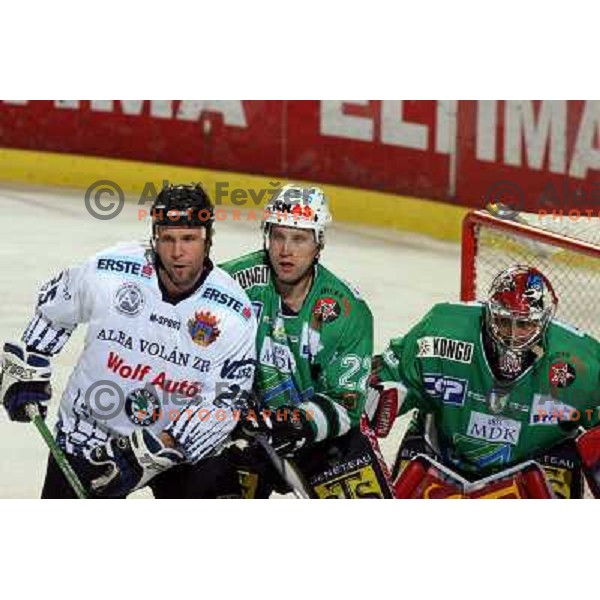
[188,310,221,347]
[125,387,161,426]
[312,297,340,324]
[114,282,145,316]
[549,362,576,388]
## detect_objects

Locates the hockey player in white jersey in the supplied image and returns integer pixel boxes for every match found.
[0,184,256,498]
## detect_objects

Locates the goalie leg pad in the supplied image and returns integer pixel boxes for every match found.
[576,428,600,498]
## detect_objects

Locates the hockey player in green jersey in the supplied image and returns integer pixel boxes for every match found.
[369,265,600,499]
[219,184,393,498]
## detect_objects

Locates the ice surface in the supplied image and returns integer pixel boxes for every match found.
[0,184,460,498]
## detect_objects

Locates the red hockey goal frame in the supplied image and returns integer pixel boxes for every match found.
[461,210,600,301]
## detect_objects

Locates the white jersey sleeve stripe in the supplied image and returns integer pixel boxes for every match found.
[301,401,329,442]
[332,402,352,437]
[22,314,42,341]
[23,314,72,355]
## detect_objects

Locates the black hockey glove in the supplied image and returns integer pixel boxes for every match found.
[242,406,315,457]
[0,342,52,422]
[87,430,184,497]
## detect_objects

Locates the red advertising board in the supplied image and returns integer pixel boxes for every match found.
[455,101,600,212]
[0,100,284,175]
[1,100,599,212]
[285,100,451,200]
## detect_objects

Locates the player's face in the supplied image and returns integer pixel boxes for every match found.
[155,227,206,292]
[495,316,539,347]
[268,225,319,285]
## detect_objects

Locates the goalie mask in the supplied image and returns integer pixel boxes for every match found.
[485,266,558,353]
[262,184,332,249]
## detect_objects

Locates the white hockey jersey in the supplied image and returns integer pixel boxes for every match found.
[22,241,257,461]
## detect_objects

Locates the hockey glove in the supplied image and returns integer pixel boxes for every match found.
[366,372,401,438]
[0,342,52,422]
[87,429,184,497]
[165,401,240,463]
[242,406,315,457]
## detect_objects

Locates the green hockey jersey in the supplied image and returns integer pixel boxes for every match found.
[220,250,373,443]
[377,302,600,476]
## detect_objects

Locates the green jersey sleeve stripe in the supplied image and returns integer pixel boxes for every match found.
[301,401,330,442]
[308,394,343,438]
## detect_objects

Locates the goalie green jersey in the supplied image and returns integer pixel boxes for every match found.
[219,250,373,443]
[377,302,600,475]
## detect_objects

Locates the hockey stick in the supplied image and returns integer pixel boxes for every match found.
[26,405,88,499]
[254,435,311,499]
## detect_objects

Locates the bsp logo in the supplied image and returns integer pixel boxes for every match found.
[423,374,468,406]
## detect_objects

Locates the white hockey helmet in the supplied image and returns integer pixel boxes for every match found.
[262,184,332,248]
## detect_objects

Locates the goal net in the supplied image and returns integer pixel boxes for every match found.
[461,209,600,340]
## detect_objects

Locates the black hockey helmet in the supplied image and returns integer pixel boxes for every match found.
[151,183,215,251]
